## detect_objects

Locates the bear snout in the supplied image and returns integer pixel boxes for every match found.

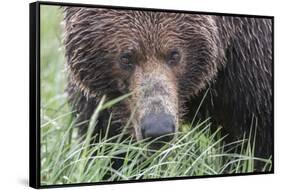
[140,113,175,146]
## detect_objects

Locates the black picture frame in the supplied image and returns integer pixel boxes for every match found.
[29,1,274,189]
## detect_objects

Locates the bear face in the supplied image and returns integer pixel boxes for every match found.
[64,8,225,144]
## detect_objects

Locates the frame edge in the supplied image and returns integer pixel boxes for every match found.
[29,1,40,189]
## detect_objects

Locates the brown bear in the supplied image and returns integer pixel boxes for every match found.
[63,7,273,166]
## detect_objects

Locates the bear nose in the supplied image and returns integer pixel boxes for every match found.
[141,113,175,142]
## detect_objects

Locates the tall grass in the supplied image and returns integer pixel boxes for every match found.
[41,93,272,185]
[40,5,272,186]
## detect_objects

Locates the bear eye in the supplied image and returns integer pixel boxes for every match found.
[167,49,181,66]
[119,52,134,69]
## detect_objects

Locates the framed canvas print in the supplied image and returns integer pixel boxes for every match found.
[29,1,274,188]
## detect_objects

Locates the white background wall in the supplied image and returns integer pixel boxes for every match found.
[0,0,279,189]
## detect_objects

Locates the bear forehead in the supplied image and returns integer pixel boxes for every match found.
[66,7,215,33]
[65,7,216,51]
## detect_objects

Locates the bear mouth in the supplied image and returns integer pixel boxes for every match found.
[145,133,175,152]
[146,137,174,154]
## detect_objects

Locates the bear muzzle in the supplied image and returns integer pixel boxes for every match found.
[140,113,175,149]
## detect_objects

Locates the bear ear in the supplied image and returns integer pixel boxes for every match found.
[63,7,82,25]
[63,7,107,26]
[63,7,80,18]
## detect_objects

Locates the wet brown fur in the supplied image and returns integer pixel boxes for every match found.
[63,7,273,166]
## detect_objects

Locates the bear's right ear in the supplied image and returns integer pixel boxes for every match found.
[63,7,105,28]
[63,7,83,24]
[62,7,77,15]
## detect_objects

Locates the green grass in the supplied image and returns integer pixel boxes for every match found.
[40,5,272,186]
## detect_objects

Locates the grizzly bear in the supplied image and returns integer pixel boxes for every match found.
[63,7,273,165]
